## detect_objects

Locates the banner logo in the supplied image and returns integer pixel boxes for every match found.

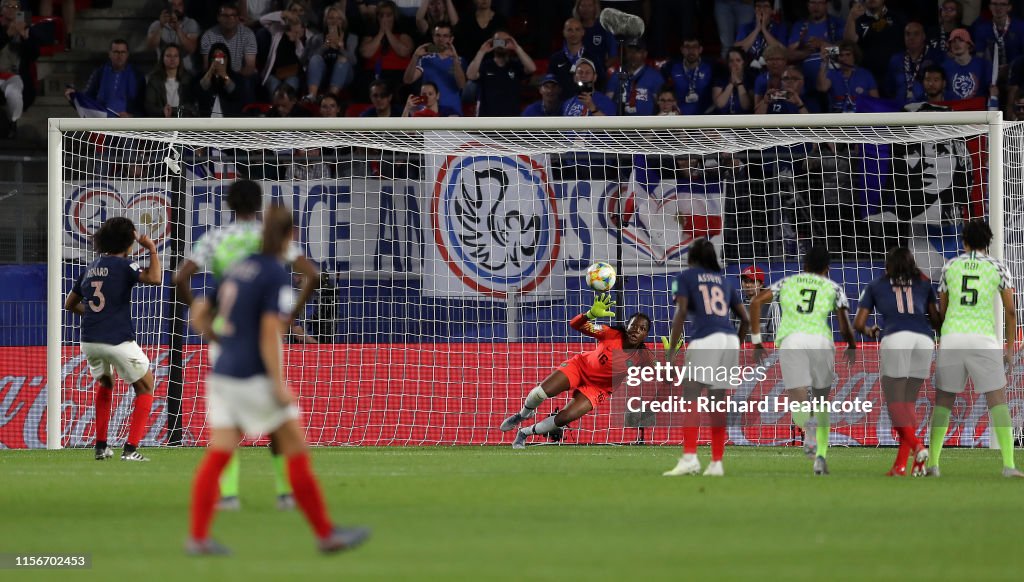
[65,183,171,254]
[432,154,560,297]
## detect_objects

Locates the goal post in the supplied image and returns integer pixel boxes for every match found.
[46,111,1016,449]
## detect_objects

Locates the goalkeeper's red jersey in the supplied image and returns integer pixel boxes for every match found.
[567,313,654,390]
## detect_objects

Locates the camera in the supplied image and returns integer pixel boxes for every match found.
[575,81,594,94]
[426,43,442,53]
[492,38,506,49]
[825,46,840,59]
[770,90,787,101]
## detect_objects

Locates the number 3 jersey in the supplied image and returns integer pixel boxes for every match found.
[770,272,848,346]
[672,268,743,340]
[939,252,1013,339]
[72,255,143,345]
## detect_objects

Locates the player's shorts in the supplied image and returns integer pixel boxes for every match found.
[557,355,613,408]
[778,333,835,390]
[879,331,934,379]
[935,333,1006,394]
[81,341,151,384]
[206,373,301,435]
[684,332,740,389]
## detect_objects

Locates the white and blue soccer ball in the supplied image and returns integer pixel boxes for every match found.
[585,262,616,292]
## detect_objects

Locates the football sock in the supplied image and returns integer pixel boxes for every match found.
[525,415,558,436]
[126,393,154,448]
[287,453,333,538]
[190,449,233,540]
[219,452,241,498]
[710,411,726,461]
[272,453,292,496]
[815,410,830,459]
[927,405,951,468]
[94,384,113,447]
[792,408,809,431]
[520,387,547,418]
[990,404,1016,469]
[683,426,699,455]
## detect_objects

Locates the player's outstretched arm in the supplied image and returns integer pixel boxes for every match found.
[664,295,688,360]
[137,234,163,285]
[172,259,199,306]
[731,296,750,345]
[569,294,617,339]
[190,297,216,341]
[586,293,616,319]
[927,300,942,333]
[748,289,773,346]
[290,255,321,323]
[64,291,85,316]
[853,307,879,339]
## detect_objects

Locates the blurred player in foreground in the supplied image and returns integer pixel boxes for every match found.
[854,247,940,476]
[186,206,370,555]
[749,245,856,475]
[499,295,653,448]
[663,238,750,477]
[173,179,320,511]
[928,219,1022,478]
[64,217,162,461]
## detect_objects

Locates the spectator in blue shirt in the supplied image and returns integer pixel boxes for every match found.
[787,0,845,85]
[403,21,466,115]
[756,65,812,114]
[943,28,995,102]
[574,0,616,75]
[735,0,786,71]
[886,21,944,104]
[712,47,754,114]
[75,39,142,117]
[562,57,615,116]
[663,36,714,115]
[522,73,563,116]
[753,43,787,113]
[816,40,879,112]
[609,39,664,116]
[972,0,1024,79]
[466,31,537,116]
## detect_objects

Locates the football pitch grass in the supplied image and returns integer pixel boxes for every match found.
[3,446,1022,581]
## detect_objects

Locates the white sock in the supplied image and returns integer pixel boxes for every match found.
[683,453,698,463]
[520,386,547,418]
[525,415,559,436]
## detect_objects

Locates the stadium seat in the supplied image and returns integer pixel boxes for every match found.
[345,103,372,117]
[31,16,65,56]
[241,102,273,116]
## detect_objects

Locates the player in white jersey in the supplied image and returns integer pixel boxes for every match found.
[749,245,857,475]
[928,220,1022,478]
[173,179,321,510]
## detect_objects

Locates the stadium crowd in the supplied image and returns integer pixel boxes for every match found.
[2,0,1019,131]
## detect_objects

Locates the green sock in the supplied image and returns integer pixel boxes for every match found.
[272,453,291,496]
[990,404,1016,469]
[792,409,809,431]
[816,410,830,459]
[928,406,951,468]
[219,451,241,498]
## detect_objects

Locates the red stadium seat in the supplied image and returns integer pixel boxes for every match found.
[345,103,372,117]
[241,102,273,116]
[31,16,65,56]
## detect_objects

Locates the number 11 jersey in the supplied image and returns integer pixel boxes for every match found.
[770,273,848,346]
[672,267,743,340]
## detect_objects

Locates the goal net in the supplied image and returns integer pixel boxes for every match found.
[44,113,1023,449]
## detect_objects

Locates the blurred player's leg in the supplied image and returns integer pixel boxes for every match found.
[269,438,295,510]
[188,428,239,553]
[704,408,728,477]
[217,454,241,510]
[274,418,370,552]
[94,376,114,460]
[122,372,155,462]
[664,385,703,476]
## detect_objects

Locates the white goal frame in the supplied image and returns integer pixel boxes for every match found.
[46,111,1006,449]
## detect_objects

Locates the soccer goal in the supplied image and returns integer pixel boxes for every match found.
[44,112,1022,450]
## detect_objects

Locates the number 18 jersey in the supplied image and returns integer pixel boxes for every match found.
[672,267,742,340]
[939,252,1013,339]
[771,273,848,345]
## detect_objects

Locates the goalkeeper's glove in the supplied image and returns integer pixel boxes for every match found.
[660,336,684,358]
[587,293,616,319]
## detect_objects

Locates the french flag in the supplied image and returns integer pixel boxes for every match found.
[69,91,119,118]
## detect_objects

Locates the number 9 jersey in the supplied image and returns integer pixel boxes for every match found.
[672,267,743,340]
[770,272,849,346]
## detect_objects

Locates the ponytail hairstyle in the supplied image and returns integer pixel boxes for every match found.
[261,204,294,257]
[885,246,922,286]
[687,237,722,271]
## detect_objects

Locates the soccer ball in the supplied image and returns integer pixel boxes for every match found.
[585,262,616,292]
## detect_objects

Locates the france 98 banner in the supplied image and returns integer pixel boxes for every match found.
[424,132,564,300]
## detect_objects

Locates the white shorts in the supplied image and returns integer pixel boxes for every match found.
[81,341,151,384]
[879,332,935,379]
[778,333,835,390]
[206,373,300,435]
[684,332,740,389]
[935,334,1006,394]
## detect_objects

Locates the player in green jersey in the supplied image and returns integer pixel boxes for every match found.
[929,219,1022,478]
[749,245,857,475]
[173,180,323,508]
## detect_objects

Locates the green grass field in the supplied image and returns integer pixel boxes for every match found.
[2,446,1022,581]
